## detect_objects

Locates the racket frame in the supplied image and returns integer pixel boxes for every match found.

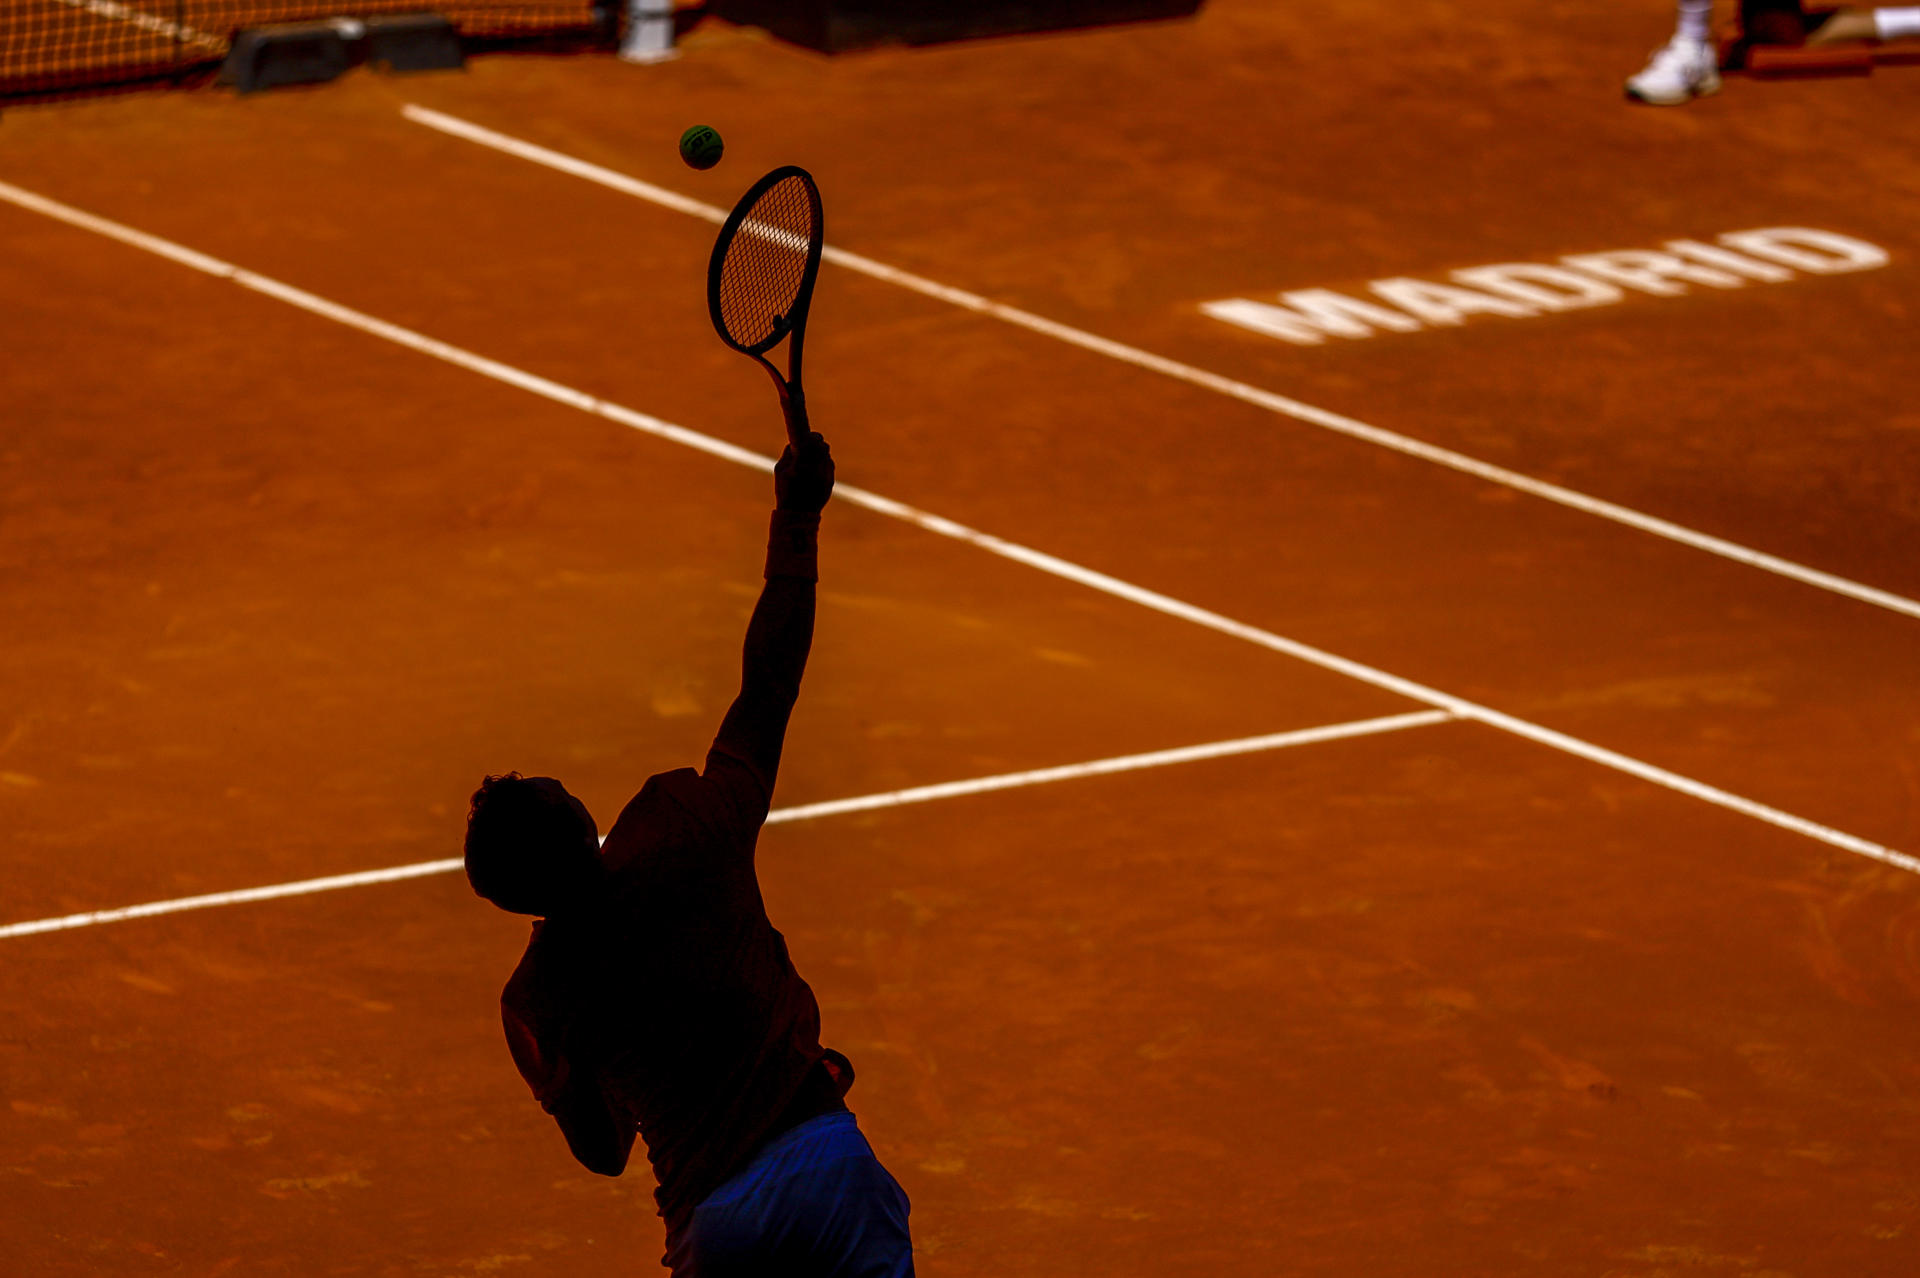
[706,165,825,450]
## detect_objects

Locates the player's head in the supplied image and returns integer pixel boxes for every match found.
[463,773,602,916]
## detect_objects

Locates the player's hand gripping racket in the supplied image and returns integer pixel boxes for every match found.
[708,166,825,451]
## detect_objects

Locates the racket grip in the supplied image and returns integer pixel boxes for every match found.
[781,385,810,451]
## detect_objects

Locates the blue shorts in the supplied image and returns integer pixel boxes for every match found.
[662,1110,913,1277]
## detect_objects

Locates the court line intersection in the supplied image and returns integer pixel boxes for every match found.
[0,712,1455,939]
[0,175,1912,939]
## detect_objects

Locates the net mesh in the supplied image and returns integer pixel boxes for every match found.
[1,0,608,100]
[715,174,819,354]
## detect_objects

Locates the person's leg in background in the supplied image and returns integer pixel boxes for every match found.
[1809,5,1920,43]
[1626,0,1724,105]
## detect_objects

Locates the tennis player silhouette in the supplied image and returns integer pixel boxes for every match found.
[463,430,914,1276]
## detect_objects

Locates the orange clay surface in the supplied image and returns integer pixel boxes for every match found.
[4,1,1920,1274]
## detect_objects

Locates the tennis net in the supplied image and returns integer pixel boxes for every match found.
[1,0,611,100]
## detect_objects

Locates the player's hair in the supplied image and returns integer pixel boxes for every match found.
[463,772,596,916]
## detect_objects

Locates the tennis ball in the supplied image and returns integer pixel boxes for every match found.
[679,125,724,171]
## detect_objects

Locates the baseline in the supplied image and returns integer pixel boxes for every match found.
[0,179,1910,877]
[399,105,1920,626]
[0,712,1456,940]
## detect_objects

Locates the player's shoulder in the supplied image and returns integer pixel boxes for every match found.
[648,762,765,825]
[701,743,774,815]
[609,767,705,830]
[647,766,708,802]
[601,768,717,872]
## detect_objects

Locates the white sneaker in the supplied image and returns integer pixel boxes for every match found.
[1625,36,1722,105]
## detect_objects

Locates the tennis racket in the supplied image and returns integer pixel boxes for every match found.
[707,165,826,451]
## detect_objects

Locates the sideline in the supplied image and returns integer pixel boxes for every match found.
[0,178,1912,880]
[0,712,1455,939]
[399,104,1920,626]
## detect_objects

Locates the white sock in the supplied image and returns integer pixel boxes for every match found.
[1875,6,1920,40]
[1676,0,1714,44]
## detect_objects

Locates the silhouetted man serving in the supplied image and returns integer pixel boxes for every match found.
[463,430,914,1276]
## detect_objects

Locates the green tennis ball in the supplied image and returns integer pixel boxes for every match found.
[679,125,724,171]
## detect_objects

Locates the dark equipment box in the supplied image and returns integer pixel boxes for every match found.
[708,0,1206,54]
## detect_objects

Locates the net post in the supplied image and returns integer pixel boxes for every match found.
[620,0,679,62]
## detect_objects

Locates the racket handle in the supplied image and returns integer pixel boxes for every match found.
[781,385,809,452]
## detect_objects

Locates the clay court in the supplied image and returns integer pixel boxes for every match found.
[3,1,1919,1273]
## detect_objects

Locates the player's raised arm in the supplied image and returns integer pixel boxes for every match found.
[705,432,835,814]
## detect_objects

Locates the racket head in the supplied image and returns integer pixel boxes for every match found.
[707,165,825,359]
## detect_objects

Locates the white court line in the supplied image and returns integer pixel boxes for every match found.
[1,178,1913,880]
[0,859,464,941]
[0,712,1454,940]
[765,709,1455,822]
[398,104,1920,626]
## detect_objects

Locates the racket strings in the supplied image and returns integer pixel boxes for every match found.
[716,176,819,351]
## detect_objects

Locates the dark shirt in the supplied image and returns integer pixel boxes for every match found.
[500,511,847,1228]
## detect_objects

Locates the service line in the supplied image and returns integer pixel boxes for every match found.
[397,104,1920,625]
[0,712,1455,940]
[1,178,1913,881]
